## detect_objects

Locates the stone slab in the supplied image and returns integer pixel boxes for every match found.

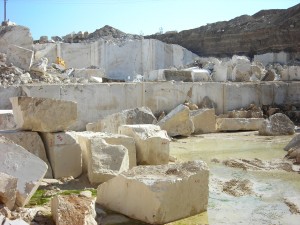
[191,108,216,134]
[216,118,265,131]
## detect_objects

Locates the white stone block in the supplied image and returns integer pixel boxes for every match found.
[0,131,53,178]
[74,131,136,169]
[0,110,16,130]
[41,132,82,179]
[157,104,194,137]
[77,137,129,184]
[7,45,34,71]
[96,160,209,224]
[10,96,77,132]
[118,124,170,165]
[0,172,17,210]
[216,118,264,131]
[191,108,216,134]
[0,136,48,207]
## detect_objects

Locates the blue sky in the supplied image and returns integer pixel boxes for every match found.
[1,0,299,40]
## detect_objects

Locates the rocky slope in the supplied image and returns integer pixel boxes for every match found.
[145,3,300,58]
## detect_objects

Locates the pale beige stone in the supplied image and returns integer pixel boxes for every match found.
[259,113,295,136]
[191,108,216,134]
[0,136,47,207]
[51,195,96,225]
[41,132,82,179]
[10,96,77,132]
[77,137,129,184]
[0,131,53,178]
[157,104,194,137]
[118,124,170,165]
[0,110,16,130]
[96,160,209,224]
[0,172,17,210]
[216,118,265,131]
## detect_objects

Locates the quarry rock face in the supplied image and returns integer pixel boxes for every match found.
[216,118,265,131]
[118,124,170,165]
[284,134,300,151]
[74,131,137,168]
[96,160,209,224]
[0,172,18,210]
[0,136,47,207]
[51,195,97,225]
[190,108,216,134]
[7,45,34,71]
[0,131,53,178]
[77,137,129,184]
[157,104,194,137]
[86,107,157,134]
[10,97,77,132]
[146,4,300,57]
[41,132,82,179]
[259,113,295,136]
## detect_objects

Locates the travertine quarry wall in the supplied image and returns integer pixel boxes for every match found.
[1,82,299,131]
[33,39,198,80]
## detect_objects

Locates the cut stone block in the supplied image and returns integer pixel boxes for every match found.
[0,130,53,178]
[41,132,82,179]
[86,107,157,134]
[164,70,193,82]
[0,215,29,225]
[157,104,194,137]
[96,160,209,224]
[74,131,136,169]
[259,113,295,136]
[191,108,216,134]
[216,118,265,131]
[284,134,300,151]
[118,124,170,165]
[7,45,34,71]
[0,136,48,207]
[10,97,77,132]
[77,137,129,184]
[51,194,96,225]
[0,172,18,210]
[0,110,17,130]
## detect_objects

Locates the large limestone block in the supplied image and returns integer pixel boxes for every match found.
[51,195,97,225]
[0,110,16,130]
[157,104,194,137]
[77,137,129,184]
[164,70,193,82]
[10,97,77,132]
[284,134,300,151]
[216,118,265,131]
[0,136,48,207]
[259,113,295,136]
[0,172,18,210]
[191,108,216,134]
[96,160,209,224]
[41,132,82,179]
[74,131,136,169]
[0,131,53,178]
[0,215,29,225]
[86,107,157,134]
[7,45,34,71]
[232,61,251,82]
[118,124,170,165]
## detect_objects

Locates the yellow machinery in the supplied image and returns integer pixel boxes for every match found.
[56,57,66,69]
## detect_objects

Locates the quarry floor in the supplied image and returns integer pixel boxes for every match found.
[27,131,300,225]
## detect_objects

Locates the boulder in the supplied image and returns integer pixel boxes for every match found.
[261,69,276,81]
[0,136,47,207]
[190,108,216,134]
[259,113,295,136]
[157,104,194,137]
[74,131,136,169]
[284,147,300,163]
[86,107,157,134]
[118,124,170,165]
[0,172,18,210]
[96,160,209,224]
[284,134,300,151]
[0,131,53,178]
[232,63,251,82]
[10,97,77,132]
[30,57,48,74]
[216,118,265,131]
[0,110,16,130]
[6,45,34,71]
[51,195,96,225]
[76,137,129,184]
[41,132,82,179]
